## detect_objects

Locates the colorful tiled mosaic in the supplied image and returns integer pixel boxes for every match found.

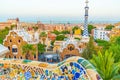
[0,57,102,80]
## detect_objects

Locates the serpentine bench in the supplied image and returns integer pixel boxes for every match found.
[0,56,102,80]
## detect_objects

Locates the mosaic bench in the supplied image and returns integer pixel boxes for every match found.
[0,56,102,80]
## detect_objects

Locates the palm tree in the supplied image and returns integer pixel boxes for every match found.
[22,44,36,60]
[38,43,46,54]
[40,32,47,44]
[37,43,46,60]
[90,51,120,80]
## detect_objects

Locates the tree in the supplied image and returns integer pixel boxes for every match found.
[56,34,66,41]
[0,27,9,44]
[51,40,55,46]
[82,37,97,60]
[72,26,79,34]
[38,43,46,54]
[40,32,47,44]
[90,51,120,80]
[61,30,70,34]
[74,37,81,40]
[32,26,38,31]
[95,39,110,51]
[0,38,3,44]
[22,44,36,60]
[88,24,96,34]
[10,24,16,30]
[105,24,115,30]
[40,32,47,37]
[52,30,61,35]
[108,36,120,62]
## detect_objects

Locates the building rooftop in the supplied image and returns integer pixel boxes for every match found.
[8,29,39,44]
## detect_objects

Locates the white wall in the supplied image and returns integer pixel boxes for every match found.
[93,27,110,41]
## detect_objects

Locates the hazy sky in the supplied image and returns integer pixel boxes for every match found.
[0,0,120,19]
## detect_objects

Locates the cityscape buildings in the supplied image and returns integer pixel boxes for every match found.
[0,0,120,79]
[3,23,39,60]
[93,27,110,41]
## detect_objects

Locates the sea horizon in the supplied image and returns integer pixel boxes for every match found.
[0,16,120,24]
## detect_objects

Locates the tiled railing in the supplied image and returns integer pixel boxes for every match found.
[0,57,102,80]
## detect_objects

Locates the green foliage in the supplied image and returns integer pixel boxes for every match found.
[56,34,66,41]
[90,51,120,80]
[108,36,120,62]
[74,37,80,40]
[5,27,10,30]
[51,40,55,46]
[82,37,97,60]
[10,24,16,30]
[88,24,96,34]
[0,38,3,44]
[52,30,61,35]
[61,30,70,34]
[95,39,110,51]
[0,27,9,44]
[32,26,38,31]
[40,32,47,37]
[108,44,120,63]
[52,30,70,35]
[105,24,115,30]
[81,30,83,35]
[72,26,79,33]
[22,44,36,55]
[38,43,46,54]
[114,36,120,45]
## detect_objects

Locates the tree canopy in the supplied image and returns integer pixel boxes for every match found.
[108,36,120,62]
[74,37,81,40]
[105,24,115,30]
[40,32,47,37]
[95,39,110,51]
[52,30,61,35]
[10,24,16,30]
[82,37,97,60]
[22,44,36,55]
[56,34,66,41]
[88,24,96,34]
[0,27,9,44]
[52,30,70,35]
[72,26,79,34]
[61,30,70,34]
[38,43,46,54]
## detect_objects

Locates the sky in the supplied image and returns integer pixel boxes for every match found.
[0,0,120,22]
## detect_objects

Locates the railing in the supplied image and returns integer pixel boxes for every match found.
[0,56,102,80]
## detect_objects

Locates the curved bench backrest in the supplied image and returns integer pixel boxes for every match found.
[0,56,102,80]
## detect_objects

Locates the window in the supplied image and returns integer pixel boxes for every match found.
[12,48,17,53]
[18,40,20,43]
[34,54,36,59]
[14,56,16,59]
[12,45,18,54]
[10,39,12,42]
[20,56,22,59]
[8,46,10,50]
[68,46,74,51]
